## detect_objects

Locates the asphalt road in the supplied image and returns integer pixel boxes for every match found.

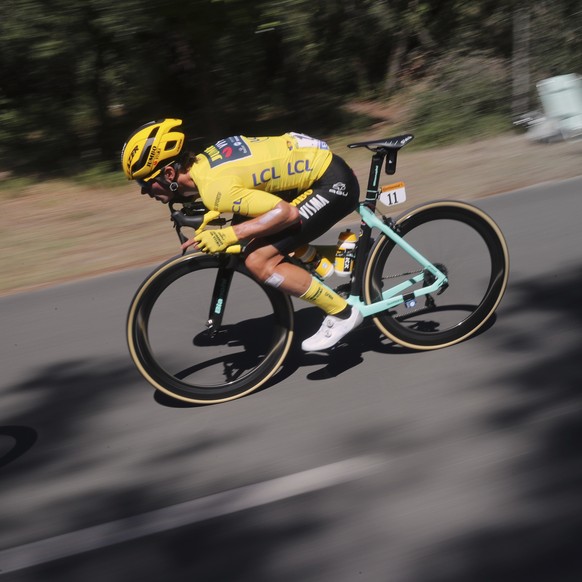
[1,177,582,581]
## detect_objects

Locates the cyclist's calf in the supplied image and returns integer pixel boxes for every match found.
[244,246,312,296]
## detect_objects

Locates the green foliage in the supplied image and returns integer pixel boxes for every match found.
[410,54,512,146]
[0,176,37,196]
[0,0,580,177]
[529,2,582,79]
[71,163,128,188]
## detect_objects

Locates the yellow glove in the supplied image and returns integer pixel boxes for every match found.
[194,226,239,253]
[195,210,221,235]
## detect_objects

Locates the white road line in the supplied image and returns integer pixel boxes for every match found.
[0,455,385,575]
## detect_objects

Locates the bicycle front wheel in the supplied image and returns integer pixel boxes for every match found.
[363,201,509,350]
[127,253,294,404]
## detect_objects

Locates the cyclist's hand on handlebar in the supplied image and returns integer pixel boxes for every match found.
[189,226,239,254]
[180,210,225,252]
[195,210,221,235]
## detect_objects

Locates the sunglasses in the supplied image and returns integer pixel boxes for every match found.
[137,165,176,193]
[137,170,165,193]
[137,177,154,192]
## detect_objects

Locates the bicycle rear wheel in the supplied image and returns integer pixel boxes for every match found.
[127,253,294,404]
[363,201,509,350]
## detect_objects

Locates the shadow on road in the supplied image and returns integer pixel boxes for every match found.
[151,305,408,408]
[0,426,38,470]
[3,267,582,581]
[411,266,582,582]
[265,305,496,385]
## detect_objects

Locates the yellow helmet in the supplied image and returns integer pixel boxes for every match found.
[121,119,185,181]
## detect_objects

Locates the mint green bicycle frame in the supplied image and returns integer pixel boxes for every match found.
[343,204,448,318]
[328,135,448,319]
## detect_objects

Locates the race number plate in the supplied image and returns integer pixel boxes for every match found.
[379,181,407,207]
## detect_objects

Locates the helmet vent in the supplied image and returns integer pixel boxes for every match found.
[133,144,152,173]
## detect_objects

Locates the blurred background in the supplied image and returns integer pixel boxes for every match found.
[1,0,581,176]
[0,0,581,293]
[2,3,582,580]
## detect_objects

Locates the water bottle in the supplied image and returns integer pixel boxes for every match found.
[294,244,335,280]
[334,229,357,277]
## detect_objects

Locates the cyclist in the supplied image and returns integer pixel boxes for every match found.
[121,118,363,351]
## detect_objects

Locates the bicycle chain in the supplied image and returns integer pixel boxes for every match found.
[381,269,423,280]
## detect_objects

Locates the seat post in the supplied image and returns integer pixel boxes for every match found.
[349,151,385,300]
[345,133,413,301]
[365,152,386,206]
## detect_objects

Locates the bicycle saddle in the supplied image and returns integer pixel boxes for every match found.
[348,134,414,151]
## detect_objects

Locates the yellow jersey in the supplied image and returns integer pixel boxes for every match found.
[189,133,333,217]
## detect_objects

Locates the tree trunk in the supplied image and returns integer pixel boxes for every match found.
[512,6,530,117]
[384,32,407,97]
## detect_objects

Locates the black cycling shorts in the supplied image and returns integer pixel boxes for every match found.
[260,154,360,255]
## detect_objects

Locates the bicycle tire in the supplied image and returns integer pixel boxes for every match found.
[127,252,294,404]
[363,200,509,350]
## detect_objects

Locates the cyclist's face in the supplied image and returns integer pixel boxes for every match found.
[138,168,175,204]
[140,180,174,203]
[138,164,197,204]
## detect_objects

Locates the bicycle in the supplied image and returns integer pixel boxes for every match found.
[127,135,509,404]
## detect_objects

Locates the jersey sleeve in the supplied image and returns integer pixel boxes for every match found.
[199,175,283,217]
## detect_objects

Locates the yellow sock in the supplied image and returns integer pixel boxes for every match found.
[299,277,348,315]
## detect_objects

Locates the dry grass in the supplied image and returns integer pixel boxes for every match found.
[1,132,581,296]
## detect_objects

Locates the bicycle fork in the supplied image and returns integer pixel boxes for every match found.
[206,259,235,338]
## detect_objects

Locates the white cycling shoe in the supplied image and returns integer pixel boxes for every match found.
[301,306,364,352]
